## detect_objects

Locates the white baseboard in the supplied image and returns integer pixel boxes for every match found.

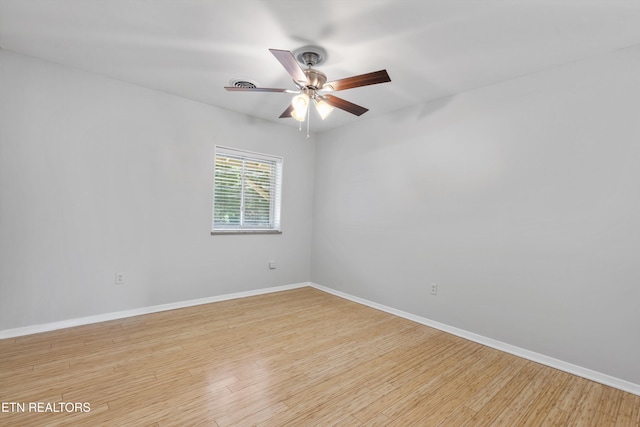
[309,283,640,397]
[0,282,309,340]
[2,281,638,397]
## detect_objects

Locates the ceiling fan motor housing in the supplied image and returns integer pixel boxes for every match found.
[303,69,327,90]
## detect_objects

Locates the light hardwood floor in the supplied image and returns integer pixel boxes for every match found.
[1,287,638,426]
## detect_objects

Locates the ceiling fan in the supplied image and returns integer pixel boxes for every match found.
[224,47,391,128]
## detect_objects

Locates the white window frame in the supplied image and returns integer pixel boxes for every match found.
[212,146,282,235]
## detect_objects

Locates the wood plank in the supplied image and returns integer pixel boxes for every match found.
[0,287,636,426]
[565,380,605,426]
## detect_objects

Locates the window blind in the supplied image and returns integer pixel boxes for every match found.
[213,146,282,233]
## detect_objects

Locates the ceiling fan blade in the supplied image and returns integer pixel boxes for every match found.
[322,94,369,116]
[279,105,294,119]
[269,49,309,86]
[323,70,391,91]
[224,87,288,92]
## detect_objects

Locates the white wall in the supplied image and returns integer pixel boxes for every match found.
[312,46,640,384]
[2,42,639,388]
[0,50,316,330]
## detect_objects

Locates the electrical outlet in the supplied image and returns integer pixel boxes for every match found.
[115,273,124,285]
[431,283,438,295]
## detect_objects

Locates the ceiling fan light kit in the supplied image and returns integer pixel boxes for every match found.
[224,45,391,136]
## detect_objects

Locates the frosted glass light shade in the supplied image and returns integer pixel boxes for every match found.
[291,108,306,122]
[291,93,309,122]
[315,99,334,120]
[291,93,309,112]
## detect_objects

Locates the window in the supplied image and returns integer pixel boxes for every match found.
[212,146,282,234]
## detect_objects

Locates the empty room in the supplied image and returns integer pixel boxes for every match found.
[1,1,639,425]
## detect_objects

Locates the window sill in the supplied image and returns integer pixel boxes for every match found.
[211,230,282,235]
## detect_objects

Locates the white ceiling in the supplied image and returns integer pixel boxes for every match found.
[2,0,640,133]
